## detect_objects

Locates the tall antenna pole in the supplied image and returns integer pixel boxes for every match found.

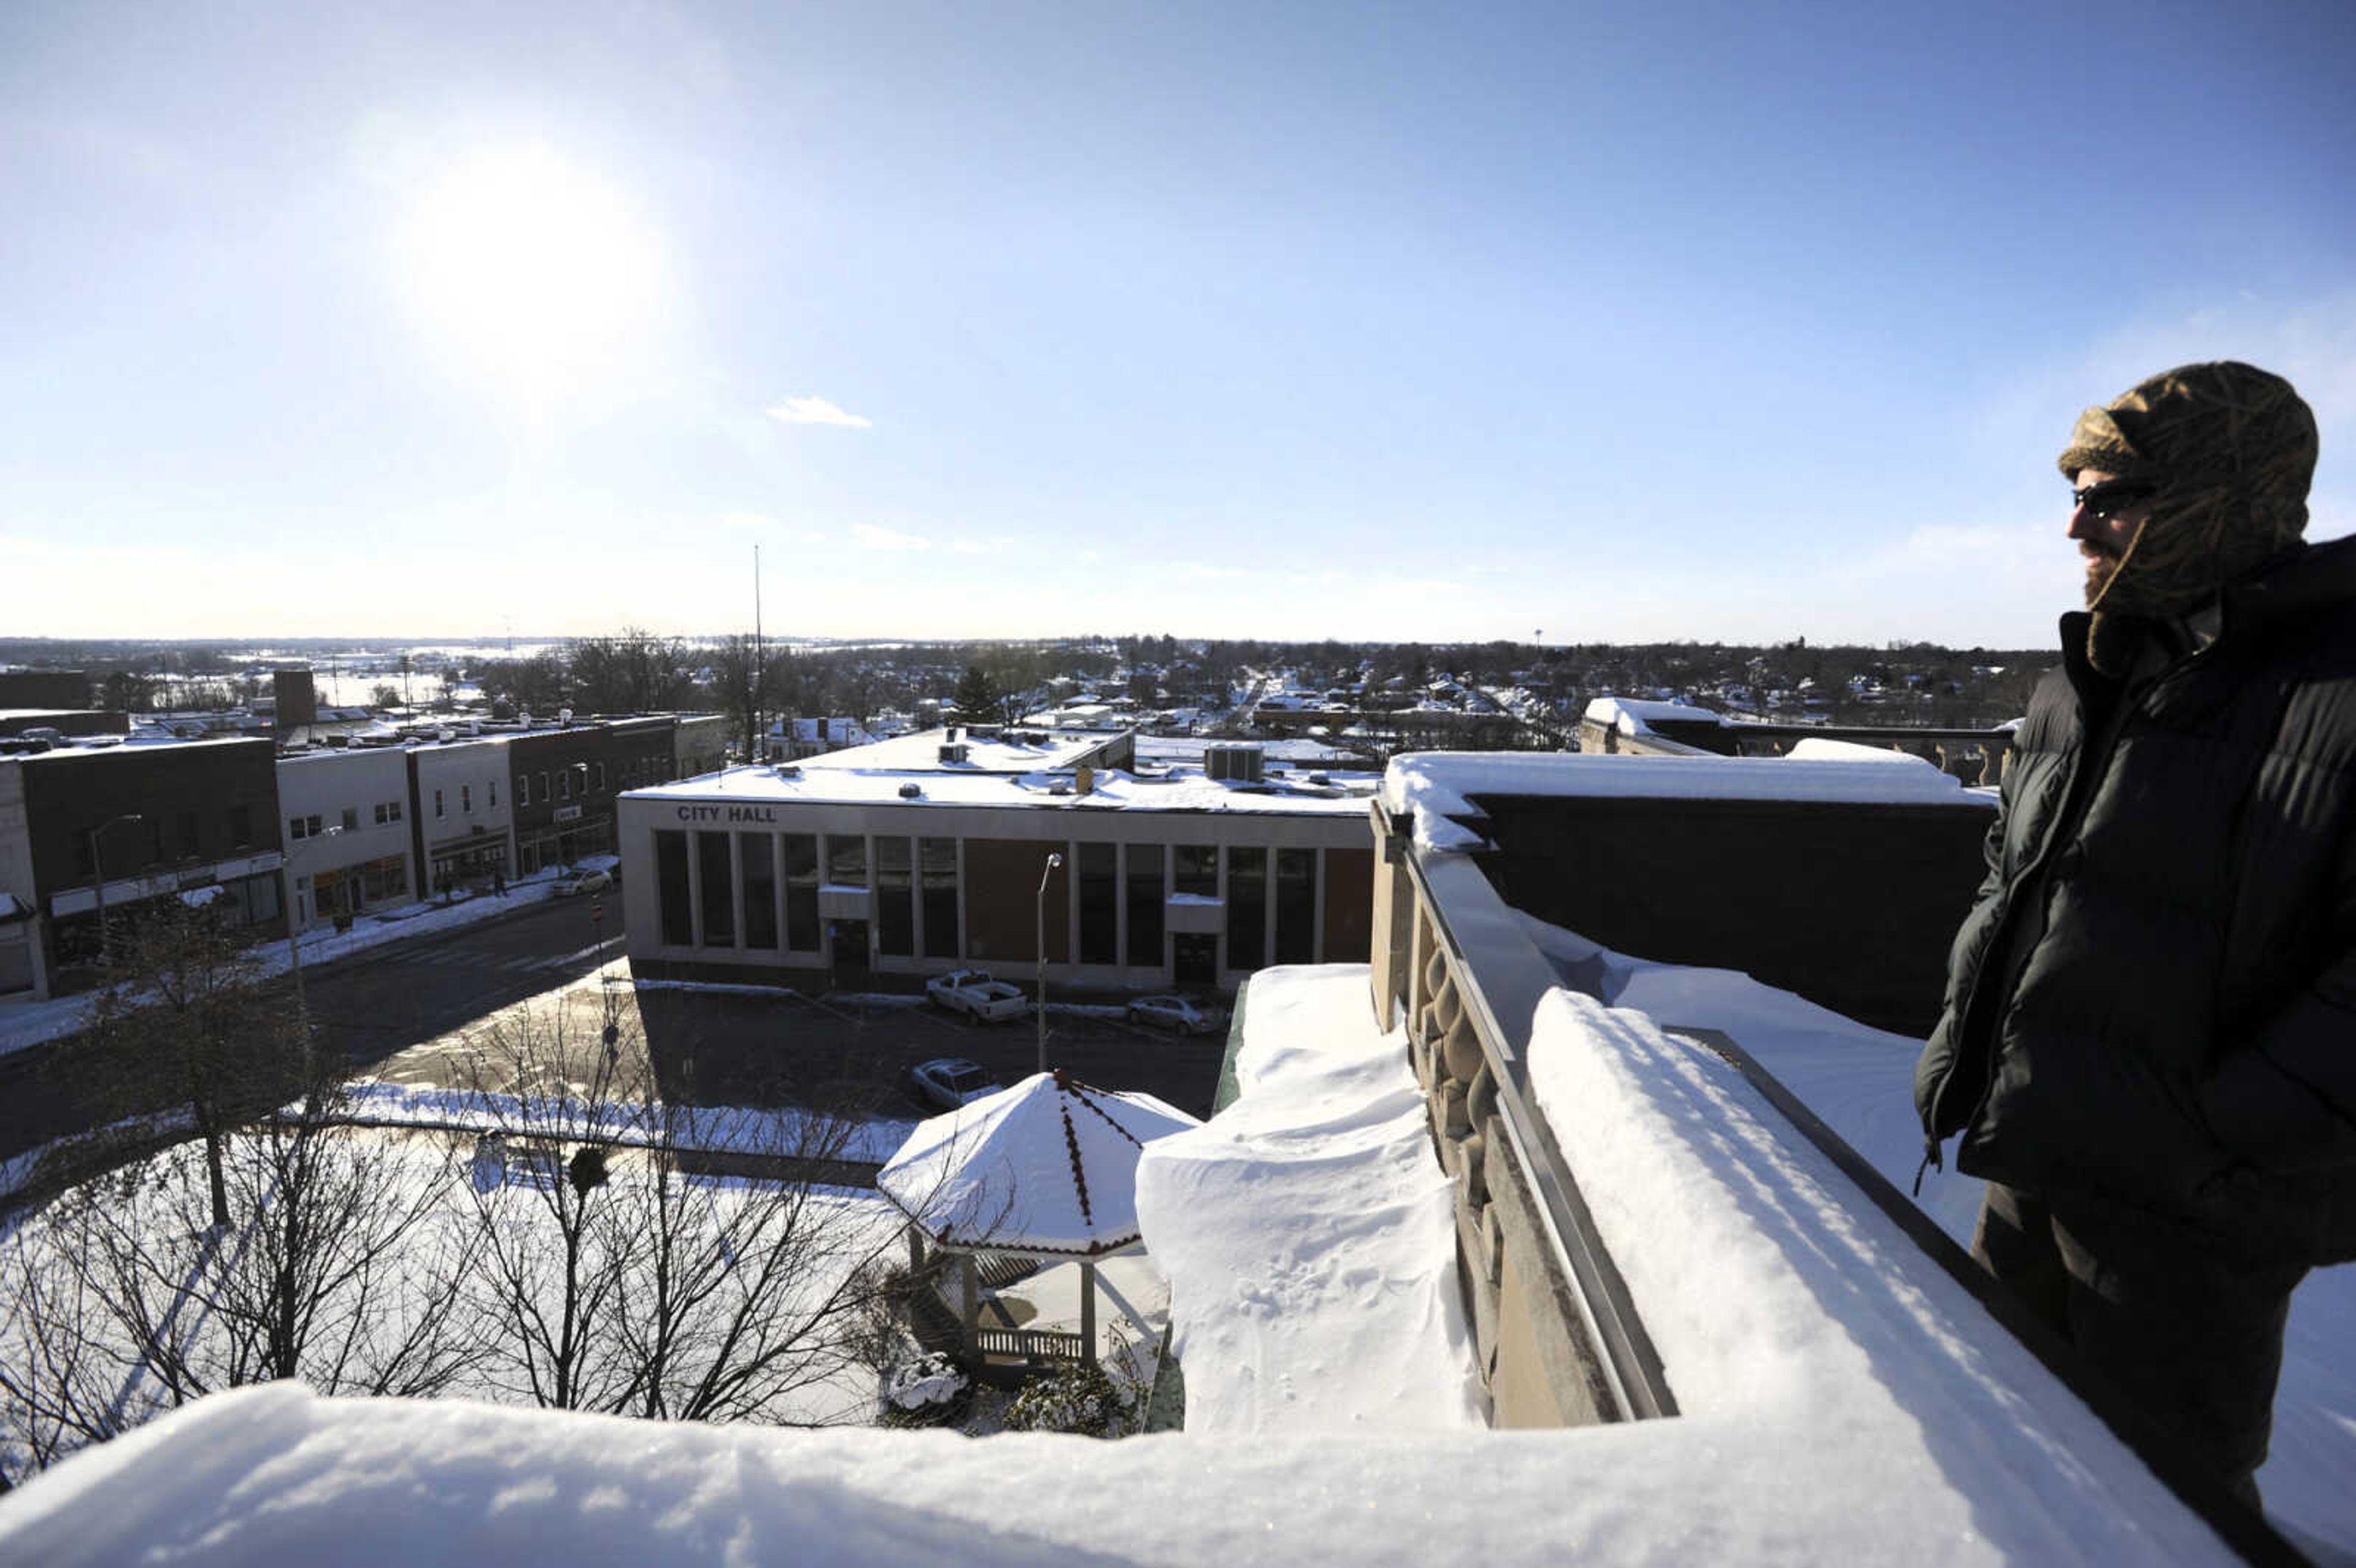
[753,542,764,764]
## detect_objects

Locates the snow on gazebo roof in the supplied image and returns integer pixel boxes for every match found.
[877,1070,1201,1257]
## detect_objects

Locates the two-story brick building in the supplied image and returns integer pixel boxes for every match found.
[0,738,285,998]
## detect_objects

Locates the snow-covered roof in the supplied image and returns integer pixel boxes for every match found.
[1583,696,1726,735]
[626,761,1380,819]
[1382,751,1985,853]
[879,1070,1200,1255]
[797,727,1111,774]
[3,734,264,763]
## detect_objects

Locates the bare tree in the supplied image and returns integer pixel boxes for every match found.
[454,998,915,1424]
[604,1101,903,1424]
[0,1186,141,1485]
[79,894,306,1229]
[0,1083,481,1484]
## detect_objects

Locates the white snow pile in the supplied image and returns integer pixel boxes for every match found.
[1517,913,2356,1551]
[1520,987,2246,1565]
[1382,750,1981,853]
[1583,695,1727,735]
[1784,734,1949,767]
[1133,964,1484,1434]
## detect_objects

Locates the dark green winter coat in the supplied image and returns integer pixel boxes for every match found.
[1915,534,2356,1266]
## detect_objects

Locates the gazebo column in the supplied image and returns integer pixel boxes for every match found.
[1080,1259,1098,1367]
[961,1253,979,1354]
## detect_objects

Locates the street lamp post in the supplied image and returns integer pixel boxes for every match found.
[87,814,144,969]
[1035,851,1063,1075]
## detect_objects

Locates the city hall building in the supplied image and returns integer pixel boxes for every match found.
[616,729,1376,994]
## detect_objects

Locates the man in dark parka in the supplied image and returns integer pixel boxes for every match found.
[1914,361,2352,1502]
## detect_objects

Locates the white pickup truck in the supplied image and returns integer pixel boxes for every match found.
[925,968,1030,1023]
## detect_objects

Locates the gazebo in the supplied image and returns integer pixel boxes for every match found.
[878,1069,1200,1371]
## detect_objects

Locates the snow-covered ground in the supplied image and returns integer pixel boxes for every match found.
[0,1123,907,1478]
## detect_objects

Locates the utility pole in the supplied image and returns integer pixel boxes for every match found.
[88,814,144,969]
[1035,851,1062,1075]
[753,542,765,764]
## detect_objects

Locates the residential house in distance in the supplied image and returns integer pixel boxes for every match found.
[674,713,728,779]
[766,715,879,761]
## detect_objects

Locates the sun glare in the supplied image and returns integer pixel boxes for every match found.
[395,145,668,411]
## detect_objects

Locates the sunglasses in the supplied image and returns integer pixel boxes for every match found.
[2071,479,2157,521]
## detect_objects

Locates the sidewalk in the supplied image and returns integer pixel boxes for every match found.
[0,863,608,1059]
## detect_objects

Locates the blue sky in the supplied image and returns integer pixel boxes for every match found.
[4,1,2351,647]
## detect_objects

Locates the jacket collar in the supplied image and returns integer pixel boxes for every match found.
[2219,534,2356,639]
[2055,534,2356,680]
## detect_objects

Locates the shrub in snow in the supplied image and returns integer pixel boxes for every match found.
[999,1360,1139,1439]
[884,1353,970,1420]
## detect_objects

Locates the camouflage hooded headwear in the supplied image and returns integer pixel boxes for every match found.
[2060,361,2317,668]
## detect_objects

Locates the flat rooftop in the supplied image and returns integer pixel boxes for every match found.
[795,728,1113,774]
[626,759,1380,819]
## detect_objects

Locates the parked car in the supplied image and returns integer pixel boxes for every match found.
[1127,994,1219,1036]
[925,968,1030,1023]
[909,1056,1000,1110]
[551,867,613,896]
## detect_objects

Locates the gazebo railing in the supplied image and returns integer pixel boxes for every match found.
[973,1326,1088,1364]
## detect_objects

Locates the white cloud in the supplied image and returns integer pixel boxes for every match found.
[947,536,1015,555]
[766,396,872,429]
[852,523,928,551]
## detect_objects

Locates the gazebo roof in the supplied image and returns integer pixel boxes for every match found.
[878,1070,1202,1256]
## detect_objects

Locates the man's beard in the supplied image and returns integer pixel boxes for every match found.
[2081,547,2123,606]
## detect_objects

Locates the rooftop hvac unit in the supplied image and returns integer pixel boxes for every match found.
[1204,742,1265,783]
[773,763,802,780]
[898,782,923,799]
[939,742,969,764]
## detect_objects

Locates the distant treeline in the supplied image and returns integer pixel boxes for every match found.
[2,631,2058,739]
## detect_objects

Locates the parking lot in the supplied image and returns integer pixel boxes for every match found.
[360,959,1233,1126]
[633,982,1232,1120]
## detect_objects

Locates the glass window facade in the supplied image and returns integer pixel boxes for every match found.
[920,838,960,959]
[1174,844,1218,898]
[1276,848,1317,964]
[1226,847,1266,972]
[1126,844,1165,967]
[741,833,778,950]
[782,833,820,951]
[656,830,691,946]
[876,837,914,957]
[826,834,868,888]
[696,831,735,947]
[1078,842,1118,964]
